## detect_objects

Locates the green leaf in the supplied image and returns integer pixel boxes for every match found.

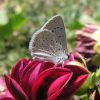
[67,19,84,30]
[95,68,100,85]
[79,94,89,100]
[92,54,100,66]
[0,13,27,38]
[10,13,27,31]
[0,22,13,38]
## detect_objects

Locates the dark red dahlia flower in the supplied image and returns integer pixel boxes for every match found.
[5,53,89,100]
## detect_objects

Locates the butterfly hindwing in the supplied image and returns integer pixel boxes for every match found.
[29,29,59,58]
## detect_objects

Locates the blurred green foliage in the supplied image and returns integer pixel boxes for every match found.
[0,0,100,75]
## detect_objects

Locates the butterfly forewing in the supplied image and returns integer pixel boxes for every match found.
[42,15,67,51]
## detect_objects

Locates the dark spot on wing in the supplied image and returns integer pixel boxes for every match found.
[58,35,61,37]
[35,39,38,41]
[58,48,61,50]
[52,30,54,32]
[43,40,45,42]
[38,39,40,41]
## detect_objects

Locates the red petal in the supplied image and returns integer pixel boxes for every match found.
[62,74,88,97]
[20,63,43,96]
[57,65,89,99]
[31,67,72,100]
[11,58,28,83]
[0,97,14,100]
[47,73,73,100]
[65,63,89,74]
[5,75,29,100]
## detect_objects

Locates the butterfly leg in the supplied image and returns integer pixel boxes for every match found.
[53,59,62,67]
[62,61,64,67]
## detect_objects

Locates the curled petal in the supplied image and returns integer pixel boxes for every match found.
[61,63,89,98]
[47,73,73,100]
[0,97,14,100]
[21,62,44,96]
[5,75,28,100]
[11,58,28,83]
[31,68,72,100]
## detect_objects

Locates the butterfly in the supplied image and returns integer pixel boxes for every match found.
[29,15,68,64]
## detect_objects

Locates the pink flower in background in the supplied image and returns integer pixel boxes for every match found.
[4,52,89,100]
[0,77,14,100]
[76,24,97,58]
[76,24,100,72]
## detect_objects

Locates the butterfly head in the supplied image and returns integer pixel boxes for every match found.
[55,53,68,64]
